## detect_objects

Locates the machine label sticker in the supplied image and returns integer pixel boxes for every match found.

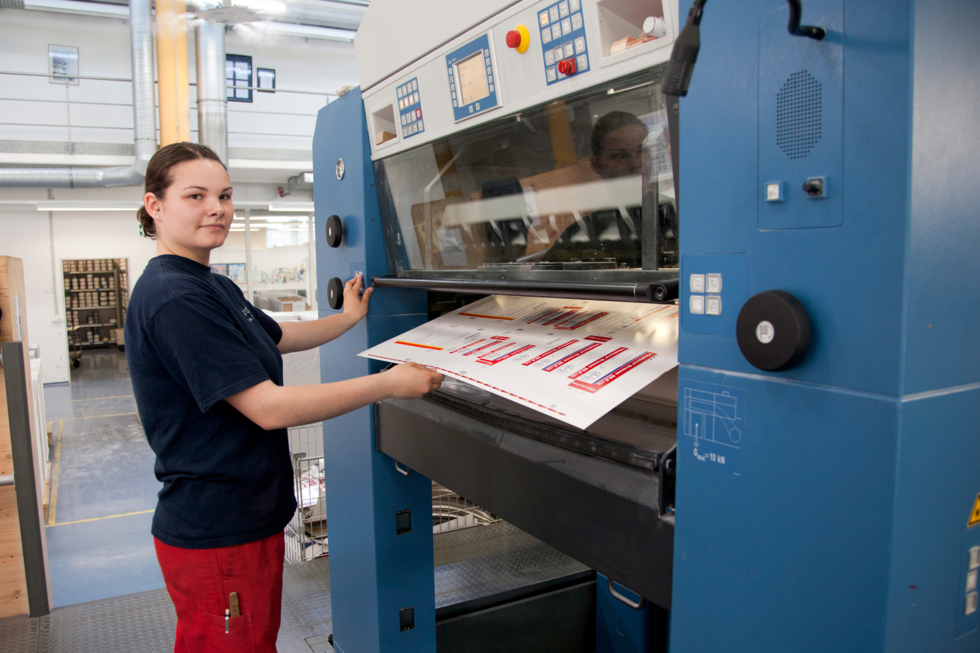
[955,523,980,638]
[681,381,744,475]
[969,493,980,528]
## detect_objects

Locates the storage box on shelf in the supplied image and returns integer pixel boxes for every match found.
[62,259,130,363]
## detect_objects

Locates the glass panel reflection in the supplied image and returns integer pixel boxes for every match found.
[377,67,677,278]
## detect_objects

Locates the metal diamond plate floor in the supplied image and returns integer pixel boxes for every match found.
[0,521,586,652]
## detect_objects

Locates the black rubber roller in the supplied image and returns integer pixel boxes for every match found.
[325,215,344,248]
[645,278,679,302]
[736,290,811,371]
[326,277,344,310]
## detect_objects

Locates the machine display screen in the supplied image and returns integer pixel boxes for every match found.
[375,67,678,278]
[456,53,490,106]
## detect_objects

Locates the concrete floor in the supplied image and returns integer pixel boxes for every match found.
[43,349,164,607]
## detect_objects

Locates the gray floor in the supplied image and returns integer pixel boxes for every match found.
[3,349,588,651]
[43,350,164,607]
[1,522,587,652]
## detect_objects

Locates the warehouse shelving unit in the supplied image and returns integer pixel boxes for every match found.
[62,258,129,367]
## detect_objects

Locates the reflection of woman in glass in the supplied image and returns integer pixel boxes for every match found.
[591,110,648,180]
[536,110,678,269]
[536,111,648,266]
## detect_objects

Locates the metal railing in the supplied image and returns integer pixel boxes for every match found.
[0,69,335,149]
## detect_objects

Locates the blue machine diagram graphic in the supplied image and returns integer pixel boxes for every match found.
[682,381,745,474]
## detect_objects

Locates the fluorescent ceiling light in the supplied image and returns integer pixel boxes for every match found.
[192,5,260,25]
[248,21,355,42]
[232,0,285,13]
[36,202,140,211]
[24,0,129,18]
[267,203,315,211]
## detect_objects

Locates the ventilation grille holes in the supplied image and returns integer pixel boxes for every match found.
[776,70,822,160]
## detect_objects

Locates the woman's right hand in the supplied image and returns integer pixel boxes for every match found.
[384,362,443,399]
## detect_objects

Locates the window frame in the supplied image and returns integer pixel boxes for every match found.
[226,54,253,103]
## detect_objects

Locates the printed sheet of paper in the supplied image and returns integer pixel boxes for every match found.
[360,295,678,430]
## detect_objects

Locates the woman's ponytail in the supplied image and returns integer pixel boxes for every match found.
[137,205,156,239]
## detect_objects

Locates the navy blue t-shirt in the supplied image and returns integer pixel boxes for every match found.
[125,255,296,549]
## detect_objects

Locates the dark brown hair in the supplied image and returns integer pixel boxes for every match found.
[137,142,225,239]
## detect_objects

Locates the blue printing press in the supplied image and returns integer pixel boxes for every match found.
[312,0,980,651]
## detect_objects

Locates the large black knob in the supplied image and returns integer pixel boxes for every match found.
[736,290,811,371]
[325,215,344,248]
[326,277,344,310]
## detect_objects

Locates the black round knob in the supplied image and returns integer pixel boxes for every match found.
[325,215,343,248]
[326,277,344,310]
[802,179,823,197]
[736,290,811,371]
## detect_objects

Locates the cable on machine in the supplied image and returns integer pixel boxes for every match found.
[663,0,825,97]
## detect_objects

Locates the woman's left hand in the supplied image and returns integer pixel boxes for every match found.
[343,273,373,323]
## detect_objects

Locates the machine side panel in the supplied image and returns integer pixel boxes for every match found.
[313,90,435,653]
[903,0,980,393]
[884,384,980,651]
[671,365,897,652]
[679,0,912,396]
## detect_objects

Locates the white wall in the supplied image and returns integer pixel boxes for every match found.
[0,192,156,384]
[212,25,358,151]
[0,181,295,384]
[0,7,361,383]
[0,8,359,150]
[0,10,134,145]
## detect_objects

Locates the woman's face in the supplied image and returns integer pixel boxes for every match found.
[592,124,648,179]
[146,158,233,262]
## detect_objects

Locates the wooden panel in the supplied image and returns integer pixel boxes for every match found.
[0,366,10,477]
[0,373,28,619]
[0,256,50,617]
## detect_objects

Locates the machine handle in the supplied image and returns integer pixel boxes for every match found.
[325,215,344,248]
[0,474,13,487]
[736,290,811,371]
[394,461,411,476]
[327,277,344,310]
[370,276,677,304]
[607,578,646,610]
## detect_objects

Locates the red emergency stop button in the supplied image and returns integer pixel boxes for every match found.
[557,58,577,76]
[506,24,530,53]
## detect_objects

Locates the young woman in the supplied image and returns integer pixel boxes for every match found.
[125,142,442,653]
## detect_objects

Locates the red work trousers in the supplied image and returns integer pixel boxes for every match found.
[154,532,285,653]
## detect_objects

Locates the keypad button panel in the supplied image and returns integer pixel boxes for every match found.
[396,76,425,139]
[538,1,590,86]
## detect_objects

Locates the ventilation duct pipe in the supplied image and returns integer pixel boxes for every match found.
[195,20,228,165]
[0,0,156,188]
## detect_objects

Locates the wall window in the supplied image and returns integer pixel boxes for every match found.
[257,67,276,93]
[226,54,252,103]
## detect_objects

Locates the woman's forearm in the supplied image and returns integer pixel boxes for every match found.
[226,375,391,430]
[225,363,443,430]
[277,313,356,354]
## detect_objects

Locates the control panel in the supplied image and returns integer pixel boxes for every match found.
[396,77,425,139]
[446,33,500,122]
[537,0,590,84]
[362,0,678,160]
